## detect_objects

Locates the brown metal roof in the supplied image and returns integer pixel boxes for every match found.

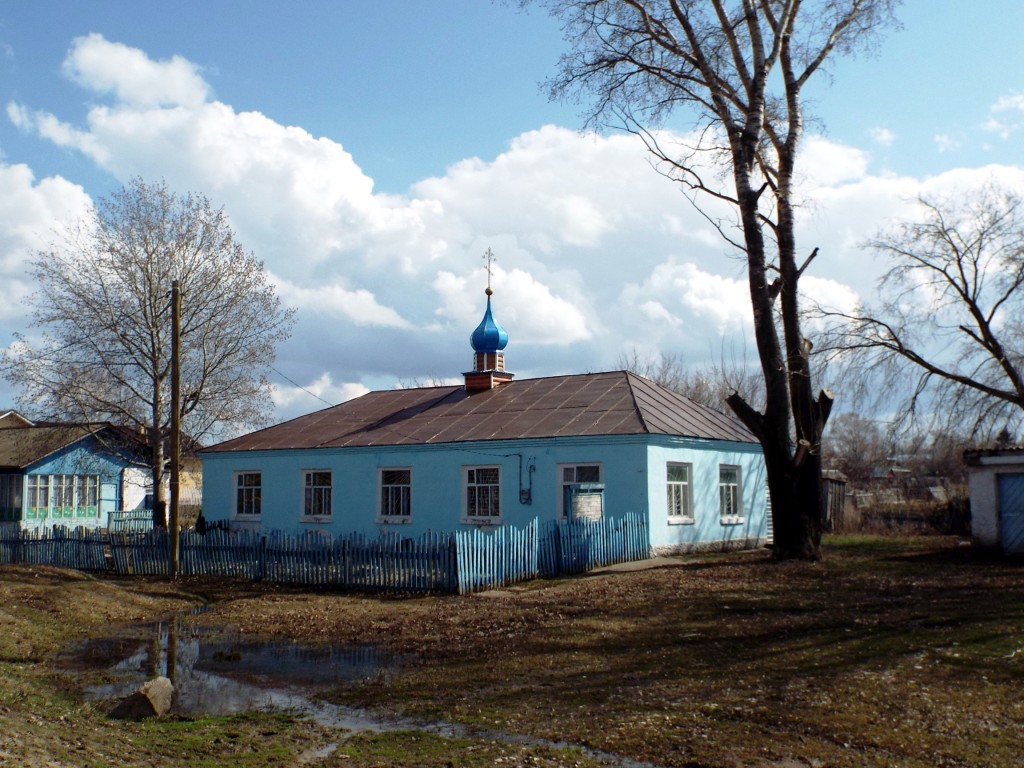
[0,425,98,469]
[205,371,757,454]
[0,423,151,470]
[0,411,34,429]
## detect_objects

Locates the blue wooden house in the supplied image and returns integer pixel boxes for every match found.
[201,288,769,554]
[0,412,151,530]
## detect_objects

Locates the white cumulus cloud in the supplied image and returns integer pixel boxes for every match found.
[0,164,92,321]
[62,33,209,108]
[5,37,1024,422]
[934,133,962,153]
[985,92,1024,139]
[433,267,592,346]
[869,127,896,146]
[796,135,869,187]
[274,280,413,329]
[619,260,751,354]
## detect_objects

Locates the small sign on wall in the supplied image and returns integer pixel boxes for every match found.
[568,483,604,521]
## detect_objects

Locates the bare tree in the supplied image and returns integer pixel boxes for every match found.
[818,185,1024,442]
[536,0,898,559]
[820,412,887,484]
[3,178,295,513]
[617,349,763,409]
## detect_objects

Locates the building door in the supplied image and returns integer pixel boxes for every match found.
[997,474,1024,554]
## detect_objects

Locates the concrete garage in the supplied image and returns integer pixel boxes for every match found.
[965,448,1024,553]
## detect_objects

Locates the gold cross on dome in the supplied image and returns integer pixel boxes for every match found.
[482,248,496,293]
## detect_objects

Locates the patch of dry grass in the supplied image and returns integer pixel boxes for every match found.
[0,565,196,661]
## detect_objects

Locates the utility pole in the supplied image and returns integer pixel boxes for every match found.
[169,280,181,578]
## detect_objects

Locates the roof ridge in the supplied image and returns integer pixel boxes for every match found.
[621,370,756,442]
[622,370,653,434]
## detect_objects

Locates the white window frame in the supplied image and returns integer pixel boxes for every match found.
[378,467,412,523]
[27,474,51,520]
[666,462,694,524]
[463,465,501,524]
[53,474,73,518]
[556,463,603,519]
[719,464,744,524]
[77,475,99,515]
[234,471,262,519]
[302,469,333,522]
[25,473,101,520]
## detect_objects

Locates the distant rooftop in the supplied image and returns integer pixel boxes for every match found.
[0,424,114,469]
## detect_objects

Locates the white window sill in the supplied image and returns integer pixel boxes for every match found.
[228,519,262,533]
[462,517,502,526]
[668,516,695,526]
[378,516,412,524]
[720,515,746,526]
[301,516,333,524]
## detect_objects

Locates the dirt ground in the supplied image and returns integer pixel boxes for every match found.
[2,535,1024,767]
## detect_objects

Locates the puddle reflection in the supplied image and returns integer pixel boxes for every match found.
[66,616,404,723]
[63,616,663,765]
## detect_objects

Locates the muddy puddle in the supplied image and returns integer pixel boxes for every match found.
[60,614,409,730]
[61,614,663,767]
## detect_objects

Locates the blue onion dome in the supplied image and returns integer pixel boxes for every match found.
[470,288,509,352]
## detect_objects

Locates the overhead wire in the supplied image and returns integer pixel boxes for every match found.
[268,365,335,407]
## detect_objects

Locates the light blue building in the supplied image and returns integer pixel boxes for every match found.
[0,412,151,530]
[201,289,768,553]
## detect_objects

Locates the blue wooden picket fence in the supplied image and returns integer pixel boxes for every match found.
[0,513,650,593]
[180,528,260,579]
[107,509,156,533]
[109,529,171,576]
[178,529,458,593]
[0,525,108,571]
[454,518,538,593]
[538,512,650,576]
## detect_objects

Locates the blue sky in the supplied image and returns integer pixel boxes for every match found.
[2,1,580,195]
[1,1,1023,424]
